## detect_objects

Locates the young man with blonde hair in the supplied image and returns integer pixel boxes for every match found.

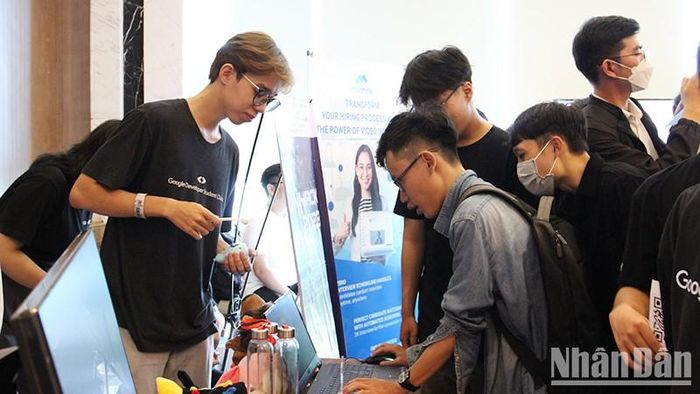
[71,31,293,391]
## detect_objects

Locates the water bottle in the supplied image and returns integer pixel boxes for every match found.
[247,327,273,393]
[275,326,299,394]
[267,322,279,340]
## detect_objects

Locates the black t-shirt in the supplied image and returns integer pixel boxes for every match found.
[393,125,533,340]
[556,153,646,349]
[0,164,89,343]
[619,155,700,293]
[657,183,700,393]
[82,99,239,352]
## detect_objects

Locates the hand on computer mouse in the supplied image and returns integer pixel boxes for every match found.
[364,343,408,366]
[364,352,396,365]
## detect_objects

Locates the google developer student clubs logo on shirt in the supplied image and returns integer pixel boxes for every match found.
[167,177,223,202]
[676,269,700,301]
[551,347,691,386]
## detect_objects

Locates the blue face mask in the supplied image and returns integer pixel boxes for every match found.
[516,139,558,196]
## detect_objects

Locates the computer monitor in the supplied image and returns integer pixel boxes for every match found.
[11,230,135,394]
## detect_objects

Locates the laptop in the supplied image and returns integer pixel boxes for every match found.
[359,211,393,260]
[264,292,403,394]
[11,231,136,394]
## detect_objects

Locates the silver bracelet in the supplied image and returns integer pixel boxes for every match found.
[134,193,148,219]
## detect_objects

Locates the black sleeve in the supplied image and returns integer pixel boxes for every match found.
[611,172,646,252]
[82,108,154,190]
[618,186,659,292]
[392,191,423,219]
[656,191,683,351]
[589,118,700,176]
[0,171,62,246]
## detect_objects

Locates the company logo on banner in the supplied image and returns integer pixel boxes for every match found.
[312,57,406,358]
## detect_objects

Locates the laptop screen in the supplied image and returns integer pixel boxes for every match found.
[11,231,136,393]
[264,292,321,387]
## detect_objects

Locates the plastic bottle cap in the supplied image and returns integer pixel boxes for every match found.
[278,326,296,339]
[251,327,269,340]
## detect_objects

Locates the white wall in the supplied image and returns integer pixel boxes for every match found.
[176,0,699,216]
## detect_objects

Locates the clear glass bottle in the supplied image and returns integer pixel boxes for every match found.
[275,326,299,394]
[247,327,274,393]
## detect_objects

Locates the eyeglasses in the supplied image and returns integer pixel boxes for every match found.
[610,49,646,61]
[392,148,439,191]
[242,73,280,111]
[439,83,463,106]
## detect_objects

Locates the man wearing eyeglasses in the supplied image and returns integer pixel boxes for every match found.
[391,46,535,392]
[572,15,700,175]
[343,106,546,394]
[70,32,293,392]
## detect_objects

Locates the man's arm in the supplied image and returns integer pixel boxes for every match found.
[71,173,251,275]
[400,218,424,348]
[609,286,661,358]
[0,233,45,288]
[250,254,289,295]
[70,173,219,239]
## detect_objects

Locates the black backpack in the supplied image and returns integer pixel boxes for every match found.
[459,184,600,390]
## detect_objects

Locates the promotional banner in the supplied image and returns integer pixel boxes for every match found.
[312,58,405,358]
[275,97,341,357]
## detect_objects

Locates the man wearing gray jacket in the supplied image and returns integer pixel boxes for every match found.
[343,107,547,393]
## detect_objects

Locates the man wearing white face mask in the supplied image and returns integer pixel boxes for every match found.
[511,102,647,354]
[572,15,700,175]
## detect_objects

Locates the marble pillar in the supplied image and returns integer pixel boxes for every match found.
[123,0,143,113]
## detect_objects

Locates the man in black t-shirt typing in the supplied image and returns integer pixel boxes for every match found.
[70,32,293,392]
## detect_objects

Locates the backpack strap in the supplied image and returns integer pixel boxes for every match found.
[458,184,549,388]
[536,196,554,221]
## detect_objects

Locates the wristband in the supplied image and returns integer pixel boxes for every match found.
[134,193,148,219]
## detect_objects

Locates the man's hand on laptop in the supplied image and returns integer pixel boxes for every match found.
[371,343,408,366]
[342,378,406,393]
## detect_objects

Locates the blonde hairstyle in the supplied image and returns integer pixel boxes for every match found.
[209,31,293,92]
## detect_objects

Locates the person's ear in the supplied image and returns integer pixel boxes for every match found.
[219,63,236,85]
[461,81,473,102]
[421,150,437,172]
[600,59,619,79]
[550,136,565,156]
[266,183,276,196]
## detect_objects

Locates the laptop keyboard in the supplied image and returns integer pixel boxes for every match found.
[317,363,374,394]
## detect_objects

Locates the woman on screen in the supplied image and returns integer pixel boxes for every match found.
[332,144,383,262]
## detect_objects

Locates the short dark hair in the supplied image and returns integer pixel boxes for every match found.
[209,31,293,91]
[399,46,472,107]
[33,119,121,183]
[260,163,282,189]
[376,105,460,168]
[509,102,589,153]
[572,16,639,84]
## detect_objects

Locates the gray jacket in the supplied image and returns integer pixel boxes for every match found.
[407,171,548,393]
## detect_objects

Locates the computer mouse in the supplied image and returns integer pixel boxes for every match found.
[363,352,396,365]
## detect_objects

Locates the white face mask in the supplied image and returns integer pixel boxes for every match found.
[517,139,558,196]
[611,59,654,92]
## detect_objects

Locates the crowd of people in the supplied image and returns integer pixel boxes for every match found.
[1,13,699,394]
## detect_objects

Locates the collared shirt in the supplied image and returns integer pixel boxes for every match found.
[406,171,547,393]
[556,153,646,349]
[577,94,700,175]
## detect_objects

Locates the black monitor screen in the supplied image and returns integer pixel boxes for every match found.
[11,231,135,394]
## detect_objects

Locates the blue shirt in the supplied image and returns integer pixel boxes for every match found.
[407,170,547,393]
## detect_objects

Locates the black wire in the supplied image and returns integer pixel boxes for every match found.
[233,112,266,243]
[239,174,282,297]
